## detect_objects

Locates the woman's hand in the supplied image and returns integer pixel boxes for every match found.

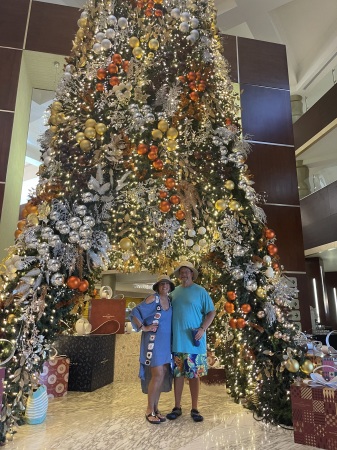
[143,324,158,333]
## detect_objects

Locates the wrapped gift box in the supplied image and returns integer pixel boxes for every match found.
[55,334,116,392]
[200,368,226,385]
[291,382,337,449]
[39,357,70,399]
[0,367,5,407]
[89,298,126,334]
[322,357,337,381]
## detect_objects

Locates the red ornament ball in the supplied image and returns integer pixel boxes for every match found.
[175,210,185,220]
[137,143,148,155]
[112,54,122,65]
[67,276,81,290]
[147,151,158,161]
[170,195,180,204]
[96,83,104,92]
[78,279,89,292]
[158,190,168,199]
[225,302,235,314]
[159,201,171,213]
[227,291,236,301]
[267,244,278,256]
[109,77,120,86]
[97,68,107,80]
[153,159,163,170]
[229,318,237,329]
[236,318,246,329]
[108,63,118,74]
[265,228,276,240]
[165,178,176,189]
[241,304,251,314]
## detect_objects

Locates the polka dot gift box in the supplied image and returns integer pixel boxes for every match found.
[39,356,70,399]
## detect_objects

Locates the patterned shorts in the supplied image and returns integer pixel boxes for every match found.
[172,353,208,379]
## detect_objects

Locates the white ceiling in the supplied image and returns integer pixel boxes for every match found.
[26,0,337,271]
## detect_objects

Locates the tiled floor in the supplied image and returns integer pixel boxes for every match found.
[7,381,318,450]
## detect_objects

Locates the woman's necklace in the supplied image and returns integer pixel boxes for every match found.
[159,295,170,311]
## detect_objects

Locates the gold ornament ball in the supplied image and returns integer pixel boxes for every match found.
[76,132,86,143]
[76,28,85,39]
[95,123,107,135]
[256,287,266,298]
[77,17,87,28]
[229,199,240,211]
[50,125,58,134]
[167,140,177,151]
[8,314,16,324]
[84,127,96,139]
[152,129,163,140]
[49,114,58,126]
[149,38,159,50]
[56,112,66,124]
[132,47,143,59]
[215,199,227,211]
[225,180,235,190]
[129,36,140,48]
[120,237,132,250]
[285,358,300,373]
[147,52,155,59]
[158,120,169,132]
[85,118,96,128]
[300,359,314,375]
[167,127,178,140]
[51,101,63,112]
[80,139,92,152]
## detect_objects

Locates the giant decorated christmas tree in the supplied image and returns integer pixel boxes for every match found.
[0,0,311,442]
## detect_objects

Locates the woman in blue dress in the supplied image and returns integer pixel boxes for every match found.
[130,275,174,424]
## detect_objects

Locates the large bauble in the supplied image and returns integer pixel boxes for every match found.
[67,276,81,289]
[300,359,314,375]
[285,358,300,373]
[120,237,132,250]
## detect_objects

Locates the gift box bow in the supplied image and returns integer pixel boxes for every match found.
[303,365,337,389]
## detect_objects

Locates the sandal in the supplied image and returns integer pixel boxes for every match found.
[191,409,203,422]
[145,412,161,424]
[166,407,182,420]
[155,411,167,422]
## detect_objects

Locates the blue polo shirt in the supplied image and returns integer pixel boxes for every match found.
[171,283,214,354]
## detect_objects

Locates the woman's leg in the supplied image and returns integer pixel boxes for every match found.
[146,365,165,422]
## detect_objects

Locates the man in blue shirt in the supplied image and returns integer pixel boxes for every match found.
[167,261,216,422]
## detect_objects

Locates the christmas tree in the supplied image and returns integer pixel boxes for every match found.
[0,0,311,441]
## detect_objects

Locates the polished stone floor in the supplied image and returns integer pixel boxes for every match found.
[7,381,318,450]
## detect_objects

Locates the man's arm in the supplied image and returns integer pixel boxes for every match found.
[195,310,216,340]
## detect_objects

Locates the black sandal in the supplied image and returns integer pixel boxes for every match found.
[191,409,203,422]
[166,407,182,420]
[155,410,167,422]
[145,412,161,424]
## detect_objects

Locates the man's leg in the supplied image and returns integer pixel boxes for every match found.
[174,375,185,408]
[189,377,200,411]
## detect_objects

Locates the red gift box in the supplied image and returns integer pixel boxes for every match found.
[0,367,5,407]
[89,298,126,334]
[291,382,337,449]
[322,357,337,381]
[39,357,70,399]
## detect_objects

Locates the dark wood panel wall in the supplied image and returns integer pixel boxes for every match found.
[293,82,337,150]
[300,179,337,249]
[220,35,311,330]
[1,3,310,329]
[0,0,78,225]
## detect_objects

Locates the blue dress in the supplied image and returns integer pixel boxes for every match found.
[130,293,172,394]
